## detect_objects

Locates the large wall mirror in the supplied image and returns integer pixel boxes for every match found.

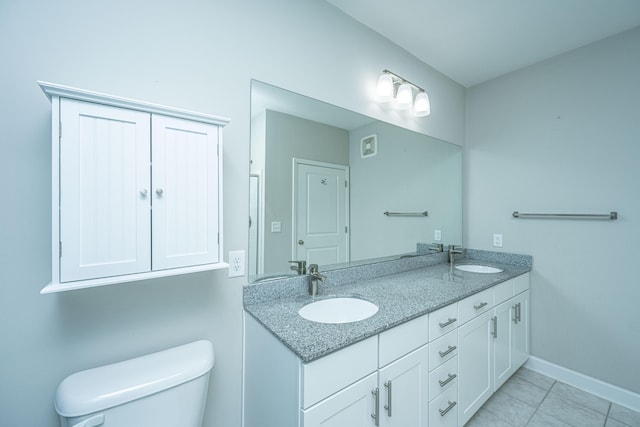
[249,80,462,282]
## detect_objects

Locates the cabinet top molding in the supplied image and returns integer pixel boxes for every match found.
[38,81,230,127]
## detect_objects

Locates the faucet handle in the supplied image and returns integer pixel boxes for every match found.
[288,260,307,275]
[308,264,326,280]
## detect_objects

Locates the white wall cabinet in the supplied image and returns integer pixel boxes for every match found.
[39,82,229,293]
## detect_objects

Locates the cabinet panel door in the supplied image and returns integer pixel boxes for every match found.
[379,345,429,427]
[152,115,220,270]
[512,290,530,368]
[493,299,514,390]
[302,373,377,427]
[458,310,493,426]
[60,99,151,282]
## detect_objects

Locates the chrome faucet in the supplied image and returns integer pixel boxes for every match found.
[448,245,463,264]
[429,243,444,253]
[308,264,326,296]
[289,260,307,275]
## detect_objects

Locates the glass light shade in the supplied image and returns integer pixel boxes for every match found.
[376,72,394,102]
[413,91,431,117]
[396,83,413,110]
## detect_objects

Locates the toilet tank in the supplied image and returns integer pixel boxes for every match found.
[55,340,214,427]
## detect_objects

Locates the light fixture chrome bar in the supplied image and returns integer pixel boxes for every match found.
[512,211,618,220]
[382,69,425,92]
[384,211,428,217]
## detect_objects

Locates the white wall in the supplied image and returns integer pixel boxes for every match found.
[465,27,640,394]
[0,0,465,425]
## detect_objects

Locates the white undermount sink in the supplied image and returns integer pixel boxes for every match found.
[455,264,503,273]
[298,297,379,324]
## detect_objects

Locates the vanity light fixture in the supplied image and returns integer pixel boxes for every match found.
[376,69,431,117]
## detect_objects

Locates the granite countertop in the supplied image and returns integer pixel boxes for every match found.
[244,251,531,363]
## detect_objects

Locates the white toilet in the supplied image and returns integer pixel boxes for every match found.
[55,340,214,427]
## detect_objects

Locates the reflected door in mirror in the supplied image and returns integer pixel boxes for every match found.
[294,158,349,266]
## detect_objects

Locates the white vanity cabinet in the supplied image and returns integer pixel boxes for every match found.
[428,304,459,427]
[243,313,429,427]
[458,273,530,426]
[39,82,229,293]
[377,316,430,427]
[243,271,530,427]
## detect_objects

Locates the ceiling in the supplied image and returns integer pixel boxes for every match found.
[325,0,640,87]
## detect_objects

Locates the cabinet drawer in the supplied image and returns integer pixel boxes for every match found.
[458,288,494,324]
[301,372,378,427]
[302,336,377,409]
[513,272,530,295]
[493,280,514,305]
[428,303,458,341]
[379,314,429,367]
[429,356,458,400]
[429,329,458,371]
[429,384,458,427]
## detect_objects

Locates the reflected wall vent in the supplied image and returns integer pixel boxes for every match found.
[361,134,377,158]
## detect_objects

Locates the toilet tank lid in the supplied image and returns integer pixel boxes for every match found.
[55,340,214,417]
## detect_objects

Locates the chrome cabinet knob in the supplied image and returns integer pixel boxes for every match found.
[140,189,148,197]
[156,188,164,196]
[298,240,304,245]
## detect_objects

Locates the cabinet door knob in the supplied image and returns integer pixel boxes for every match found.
[140,189,148,197]
[156,188,164,197]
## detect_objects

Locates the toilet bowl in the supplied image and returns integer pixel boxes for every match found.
[55,340,214,427]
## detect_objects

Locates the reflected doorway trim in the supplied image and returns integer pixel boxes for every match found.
[249,170,265,275]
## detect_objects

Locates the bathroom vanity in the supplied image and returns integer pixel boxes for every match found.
[243,251,531,427]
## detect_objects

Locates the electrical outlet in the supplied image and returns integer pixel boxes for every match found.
[493,234,503,247]
[228,250,245,277]
[271,222,281,233]
[434,229,442,242]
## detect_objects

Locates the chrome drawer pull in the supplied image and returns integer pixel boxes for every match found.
[438,373,457,387]
[474,301,488,310]
[371,388,379,426]
[384,380,392,416]
[513,305,518,323]
[438,345,457,357]
[492,316,498,338]
[517,302,522,322]
[438,317,457,328]
[439,400,457,416]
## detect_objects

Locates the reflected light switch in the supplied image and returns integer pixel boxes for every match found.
[271,222,281,233]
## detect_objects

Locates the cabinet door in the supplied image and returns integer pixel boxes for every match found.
[59,99,151,282]
[493,299,514,390]
[512,290,530,369]
[151,115,220,270]
[378,345,429,427]
[302,373,377,427]
[457,310,493,426]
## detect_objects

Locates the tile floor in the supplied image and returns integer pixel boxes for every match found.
[465,367,640,427]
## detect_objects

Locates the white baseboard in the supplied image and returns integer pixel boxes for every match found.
[525,356,640,413]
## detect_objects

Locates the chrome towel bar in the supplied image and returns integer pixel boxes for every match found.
[512,211,618,220]
[384,211,428,217]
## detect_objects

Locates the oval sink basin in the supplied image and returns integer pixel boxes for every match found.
[455,264,503,273]
[298,297,379,324]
